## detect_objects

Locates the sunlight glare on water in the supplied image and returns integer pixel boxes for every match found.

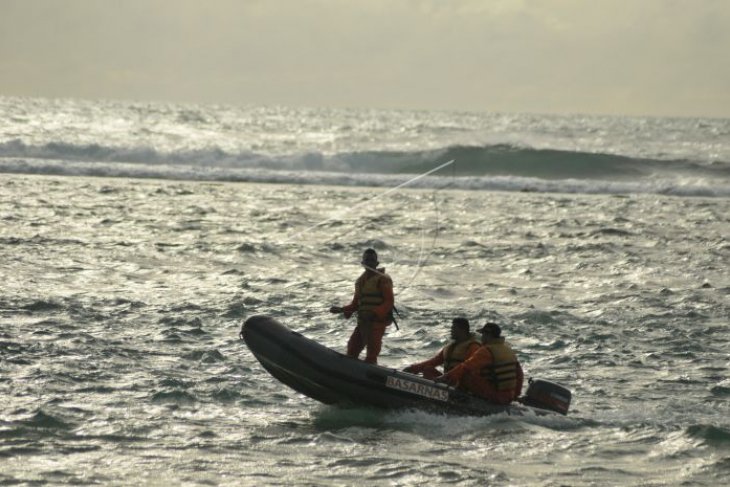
[1,173,728,485]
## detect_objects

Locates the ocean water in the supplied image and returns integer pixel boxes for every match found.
[1,96,729,486]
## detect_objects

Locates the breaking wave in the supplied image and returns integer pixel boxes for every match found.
[1,139,729,197]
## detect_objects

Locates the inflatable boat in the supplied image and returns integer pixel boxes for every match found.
[242,315,571,417]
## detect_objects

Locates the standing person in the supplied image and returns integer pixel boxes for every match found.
[330,248,394,364]
[437,322,524,404]
[403,317,481,380]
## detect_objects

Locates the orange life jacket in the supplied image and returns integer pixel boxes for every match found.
[356,269,391,326]
[442,333,481,371]
[480,338,519,391]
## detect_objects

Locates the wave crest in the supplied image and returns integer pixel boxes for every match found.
[1,140,729,197]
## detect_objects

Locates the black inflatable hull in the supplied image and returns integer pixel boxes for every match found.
[243,315,564,417]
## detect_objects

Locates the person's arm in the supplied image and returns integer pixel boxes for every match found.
[341,281,360,318]
[405,349,444,373]
[441,346,491,385]
[514,362,524,400]
[464,342,481,359]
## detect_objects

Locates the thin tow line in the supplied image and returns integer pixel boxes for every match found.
[282,159,455,244]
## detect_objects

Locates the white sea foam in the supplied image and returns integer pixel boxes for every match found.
[1,96,729,196]
[3,157,728,197]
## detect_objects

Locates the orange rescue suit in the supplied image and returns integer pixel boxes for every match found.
[443,337,524,404]
[342,269,393,364]
[408,334,481,380]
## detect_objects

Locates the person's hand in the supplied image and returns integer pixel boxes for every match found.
[329,306,343,314]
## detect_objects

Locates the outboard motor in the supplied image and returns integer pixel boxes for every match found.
[521,378,571,415]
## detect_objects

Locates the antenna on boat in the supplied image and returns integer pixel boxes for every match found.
[264,159,456,322]
[392,158,458,299]
[281,159,455,245]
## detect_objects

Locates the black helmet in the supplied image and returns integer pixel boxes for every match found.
[361,248,379,268]
[477,322,501,337]
[452,317,470,332]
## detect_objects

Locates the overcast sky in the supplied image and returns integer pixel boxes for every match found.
[1,0,728,118]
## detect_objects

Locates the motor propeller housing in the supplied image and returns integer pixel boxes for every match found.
[521,378,572,415]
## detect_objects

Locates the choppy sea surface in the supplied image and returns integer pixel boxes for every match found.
[1,96,729,486]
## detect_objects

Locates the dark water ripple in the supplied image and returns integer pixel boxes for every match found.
[686,424,730,447]
[1,175,728,485]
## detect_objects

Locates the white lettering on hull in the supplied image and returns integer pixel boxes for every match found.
[385,375,450,402]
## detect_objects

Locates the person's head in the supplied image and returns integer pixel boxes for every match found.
[450,317,470,340]
[477,322,502,342]
[361,248,379,270]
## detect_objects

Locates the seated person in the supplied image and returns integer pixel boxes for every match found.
[403,317,481,380]
[437,322,524,405]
